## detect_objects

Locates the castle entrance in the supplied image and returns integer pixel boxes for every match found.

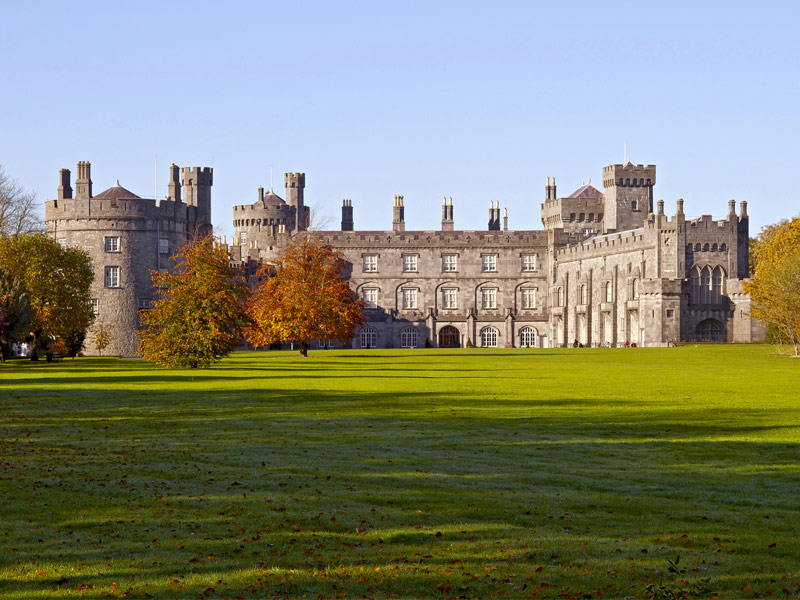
[438,325,460,348]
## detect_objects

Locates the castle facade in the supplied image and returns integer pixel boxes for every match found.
[44,160,764,356]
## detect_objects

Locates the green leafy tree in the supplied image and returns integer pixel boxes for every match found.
[138,236,249,368]
[0,234,94,359]
[0,268,32,362]
[745,217,800,355]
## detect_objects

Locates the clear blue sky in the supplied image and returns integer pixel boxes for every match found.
[2,0,798,238]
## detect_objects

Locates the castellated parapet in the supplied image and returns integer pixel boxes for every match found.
[44,161,213,357]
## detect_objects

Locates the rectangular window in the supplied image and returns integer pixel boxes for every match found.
[482,288,497,309]
[521,254,537,272]
[666,309,675,318]
[362,288,378,309]
[402,254,418,272]
[481,254,497,272]
[522,288,536,309]
[138,298,151,311]
[240,232,247,245]
[363,254,378,272]
[402,288,418,310]
[89,298,99,315]
[442,254,457,272]
[158,238,169,255]
[57,238,67,249]
[442,288,457,310]
[104,266,120,288]
[104,236,120,252]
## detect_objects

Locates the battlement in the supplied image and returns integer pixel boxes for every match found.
[284,172,305,188]
[45,195,199,223]
[603,163,656,188]
[181,166,213,186]
[315,229,546,249]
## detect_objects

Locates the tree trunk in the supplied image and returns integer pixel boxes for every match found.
[299,339,308,357]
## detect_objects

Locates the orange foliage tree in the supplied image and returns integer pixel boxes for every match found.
[139,236,249,368]
[245,236,366,357]
[744,217,800,355]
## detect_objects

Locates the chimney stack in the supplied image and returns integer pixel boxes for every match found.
[57,168,72,200]
[392,195,405,232]
[503,207,508,231]
[75,161,93,199]
[341,199,354,231]
[168,163,181,202]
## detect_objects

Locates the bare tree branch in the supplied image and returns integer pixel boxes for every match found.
[0,164,43,236]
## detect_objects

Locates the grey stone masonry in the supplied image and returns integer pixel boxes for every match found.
[44,161,213,357]
[45,159,765,355]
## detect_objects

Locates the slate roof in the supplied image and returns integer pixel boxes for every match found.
[567,183,604,199]
[261,191,285,206]
[94,180,141,200]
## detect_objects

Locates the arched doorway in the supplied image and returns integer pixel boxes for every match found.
[438,325,460,348]
[695,319,723,342]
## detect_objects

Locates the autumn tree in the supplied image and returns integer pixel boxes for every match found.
[0,268,32,362]
[138,235,249,368]
[0,234,94,359]
[745,217,800,355]
[245,235,366,357]
[94,323,112,356]
[0,164,41,236]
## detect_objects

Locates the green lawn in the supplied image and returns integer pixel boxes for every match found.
[0,346,798,599]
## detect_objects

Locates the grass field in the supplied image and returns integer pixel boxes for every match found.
[0,346,798,599]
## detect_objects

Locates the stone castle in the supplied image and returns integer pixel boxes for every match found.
[44,160,764,356]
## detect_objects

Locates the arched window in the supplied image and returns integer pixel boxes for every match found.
[690,267,701,304]
[597,213,603,221]
[720,243,727,252]
[605,281,613,302]
[712,266,724,303]
[580,284,588,305]
[570,213,576,222]
[695,243,701,251]
[588,213,594,222]
[578,213,585,222]
[703,243,710,251]
[519,327,537,348]
[481,327,498,348]
[711,243,718,251]
[700,267,711,303]
[557,287,564,306]
[360,327,378,349]
[618,178,623,186]
[625,178,630,185]
[400,327,418,348]
[632,278,639,299]
[695,319,723,342]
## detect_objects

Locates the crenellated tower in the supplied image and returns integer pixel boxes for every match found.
[602,163,656,232]
[285,172,306,232]
[181,166,213,233]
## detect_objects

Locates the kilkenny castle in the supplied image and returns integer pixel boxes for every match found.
[45,160,764,355]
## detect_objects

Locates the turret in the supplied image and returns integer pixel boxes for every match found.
[441,197,454,231]
[75,161,92,199]
[181,166,213,231]
[601,163,656,232]
[341,199,354,231]
[57,168,72,200]
[285,172,306,232]
[167,163,181,202]
[393,195,405,232]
